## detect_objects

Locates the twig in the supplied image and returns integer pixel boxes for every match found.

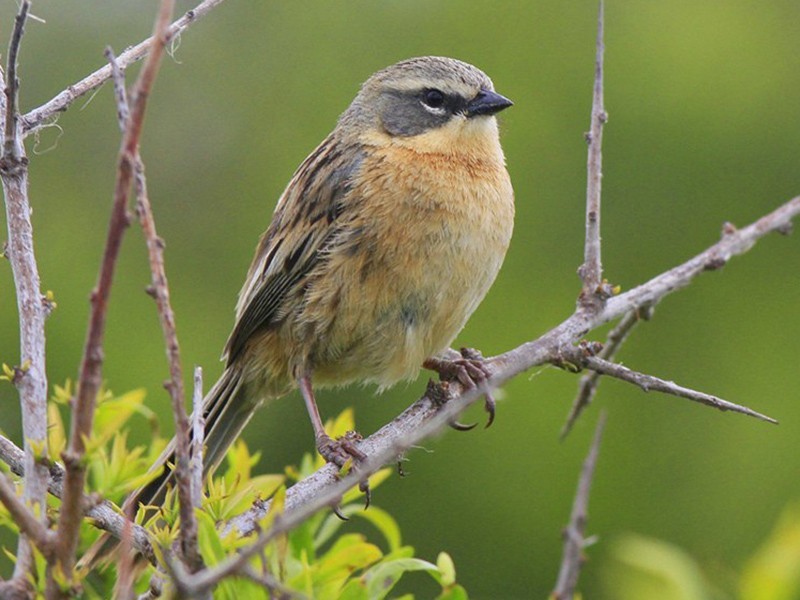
[0,434,156,564]
[0,472,53,560]
[191,366,205,510]
[20,0,229,138]
[577,0,607,308]
[582,355,777,423]
[560,306,653,440]
[0,1,51,588]
[2,1,29,158]
[52,0,176,590]
[109,27,202,572]
[105,47,129,131]
[552,412,606,599]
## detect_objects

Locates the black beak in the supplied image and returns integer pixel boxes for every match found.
[465,89,513,117]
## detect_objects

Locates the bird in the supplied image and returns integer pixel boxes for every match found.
[135,55,515,513]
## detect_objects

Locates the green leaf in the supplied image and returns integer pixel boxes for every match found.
[314,502,400,552]
[197,509,226,565]
[314,537,382,588]
[437,552,457,587]
[363,557,439,599]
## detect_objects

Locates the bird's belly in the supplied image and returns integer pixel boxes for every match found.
[310,193,512,388]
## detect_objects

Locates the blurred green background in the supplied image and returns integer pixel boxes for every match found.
[1,0,799,597]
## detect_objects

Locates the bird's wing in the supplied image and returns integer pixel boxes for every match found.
[223,134,364,364]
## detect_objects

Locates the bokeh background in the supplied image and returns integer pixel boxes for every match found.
[1,1,799,597]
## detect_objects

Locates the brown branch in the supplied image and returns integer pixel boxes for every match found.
[560,306,653,440]
[51,0,176,591]
[20,0,229,138]
[552,412,606,599]
[1,1,51,588]
[108,36,201,572]
[577,0,607,308]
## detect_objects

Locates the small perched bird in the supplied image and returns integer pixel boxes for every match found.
[138,55,514,507]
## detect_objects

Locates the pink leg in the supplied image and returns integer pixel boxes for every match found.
[297,373,366,467]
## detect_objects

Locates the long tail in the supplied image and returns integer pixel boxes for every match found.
[82,365,264,568]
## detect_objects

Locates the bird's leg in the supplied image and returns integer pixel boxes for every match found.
[423,347,497,428]
[298,374,370,507]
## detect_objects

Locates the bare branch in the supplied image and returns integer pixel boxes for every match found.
[561,305,653,439]
[1,0,51,587]
[105,47,130,132]
[581,355,777,424]
[552,412,606,599]
[2,1,30,158]
[20,0,229,138]
[107,42,201,570]
[577,0,607,307]
[52,0,177,588]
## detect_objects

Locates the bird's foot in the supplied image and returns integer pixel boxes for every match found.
[423,347,497,428]
[316,430,371,511]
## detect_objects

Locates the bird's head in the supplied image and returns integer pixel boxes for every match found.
[340,56,512,157]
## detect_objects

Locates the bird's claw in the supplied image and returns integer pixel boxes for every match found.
[424,347,497,428]
[316,430,366,466]
[449,420,478,431]
[316,431,371,510]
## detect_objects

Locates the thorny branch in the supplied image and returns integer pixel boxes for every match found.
[0,0,51,591]
[20,0,228,138]
[552,412,606,599]
[577,0,607,308]
[51,0,177,592]
[561,306,652,440]
[106,32,201,572]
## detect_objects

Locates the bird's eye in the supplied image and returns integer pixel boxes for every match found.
[422,89,446,109]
